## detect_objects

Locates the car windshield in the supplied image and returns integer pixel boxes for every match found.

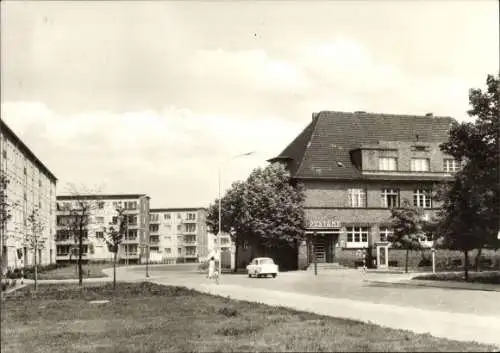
[260,259,274,265]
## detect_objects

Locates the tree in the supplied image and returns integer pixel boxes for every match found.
[26,208,46,290]
[59,185,100,286]
[389,201,427,273]
[104,206,126,290]
[438,73,500,278]
[206,163,306,269]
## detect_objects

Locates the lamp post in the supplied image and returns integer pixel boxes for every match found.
[218,151,255,277]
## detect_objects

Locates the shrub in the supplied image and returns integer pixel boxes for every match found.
[11,279,17,287]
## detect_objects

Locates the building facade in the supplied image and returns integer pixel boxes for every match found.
[55,194,150,264]
[0,119,58,269]
[149,207,213,263]
[269,111,457,269]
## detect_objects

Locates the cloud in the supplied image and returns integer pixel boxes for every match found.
[1,101,306,206]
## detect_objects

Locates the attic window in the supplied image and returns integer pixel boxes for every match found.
[336,161,344,167]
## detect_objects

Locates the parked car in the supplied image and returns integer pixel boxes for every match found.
[246,257,279,278]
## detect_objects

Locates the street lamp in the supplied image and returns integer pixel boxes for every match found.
[218,151,255,277]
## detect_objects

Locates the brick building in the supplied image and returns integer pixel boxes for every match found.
[56,194,150,264]
[269,111,457,269]
[1,119,57,269]
[149,207,216,263]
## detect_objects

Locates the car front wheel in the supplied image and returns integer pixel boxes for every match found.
[272,273,277,278]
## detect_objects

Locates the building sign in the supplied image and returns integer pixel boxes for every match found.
[306,219,341,229]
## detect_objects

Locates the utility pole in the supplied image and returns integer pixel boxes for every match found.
[313,232,317,276]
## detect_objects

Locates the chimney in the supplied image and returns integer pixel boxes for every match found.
[354,111,366,114]
[425,113,433,117]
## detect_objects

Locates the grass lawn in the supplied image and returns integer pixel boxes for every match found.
[413,271,500,285]
[28,263,117,280]
[1,282,497,353]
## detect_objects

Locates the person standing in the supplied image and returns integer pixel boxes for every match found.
[207,256,219,284]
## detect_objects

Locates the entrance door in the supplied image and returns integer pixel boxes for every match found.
[313,236,327,263]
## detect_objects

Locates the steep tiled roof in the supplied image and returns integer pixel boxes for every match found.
[269,111,455,179]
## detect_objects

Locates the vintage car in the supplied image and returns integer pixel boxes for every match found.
[246,257,279,278]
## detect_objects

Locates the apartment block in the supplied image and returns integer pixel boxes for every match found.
[149,207,214,263]
[268,111,457,269]
[55,194,150,264]
[0,119,57,269]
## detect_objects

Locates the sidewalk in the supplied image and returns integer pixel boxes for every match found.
[152,277,500,348]
[364,274,500,292]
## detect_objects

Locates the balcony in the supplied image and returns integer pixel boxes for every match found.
[55,238,89,245]
[121,252,140,259]
[183,218,197,224]
[122,237,139,244]
[149,237,160,245]
[184,253,198,258]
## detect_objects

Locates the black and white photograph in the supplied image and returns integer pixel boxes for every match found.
[0,0,499,352]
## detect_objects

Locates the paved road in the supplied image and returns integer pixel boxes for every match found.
[120,265,500,318]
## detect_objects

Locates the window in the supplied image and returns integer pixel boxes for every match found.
[186,212,196,221]
[164,213,171,220]
[443,159,460,173]
[164,236,172,242]
[128,215,138,225]
[346,227,369,247]
[95,216,104,224]
[348,188,366,208]
[127,229,138,240]
[112,216,118,224]
[177,224,182,232]
[150,246,159,252]
[185,224,196,233]
[379,227,393,242]
[177,235,183,242]
[378,157,397,171]
[411,158,430,172]
[164,248,171,254]
[149,224,159,232]
[381,188,399,208]
[95,231,104,239]
[165,224,172,232]
[413,189,432,208]
[98,201,105,209]
[177,247,182,255]
[150,214,159,222]
[177,213,182,219]
[125,201,137,210]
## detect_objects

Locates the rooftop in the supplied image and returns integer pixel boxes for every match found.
[269,110,455,180]
[0,119,58,182]
[57,194,148,200]
[150,207,207,212]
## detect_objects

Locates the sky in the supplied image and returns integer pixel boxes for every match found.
[1,0,498,208]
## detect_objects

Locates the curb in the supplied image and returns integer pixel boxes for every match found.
[365,279,500,292]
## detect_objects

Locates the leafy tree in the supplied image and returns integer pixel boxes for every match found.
[26,208,46,290]
[206,181,248,271]
[104,206,126,290]
[389,201,427,273]
[207,163,306,269]
[438,73,500,278]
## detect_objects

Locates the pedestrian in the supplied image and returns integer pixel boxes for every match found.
[207,256,219,284]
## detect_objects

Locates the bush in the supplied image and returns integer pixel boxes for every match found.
[1,282,7,292]
[11,279,17,287]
